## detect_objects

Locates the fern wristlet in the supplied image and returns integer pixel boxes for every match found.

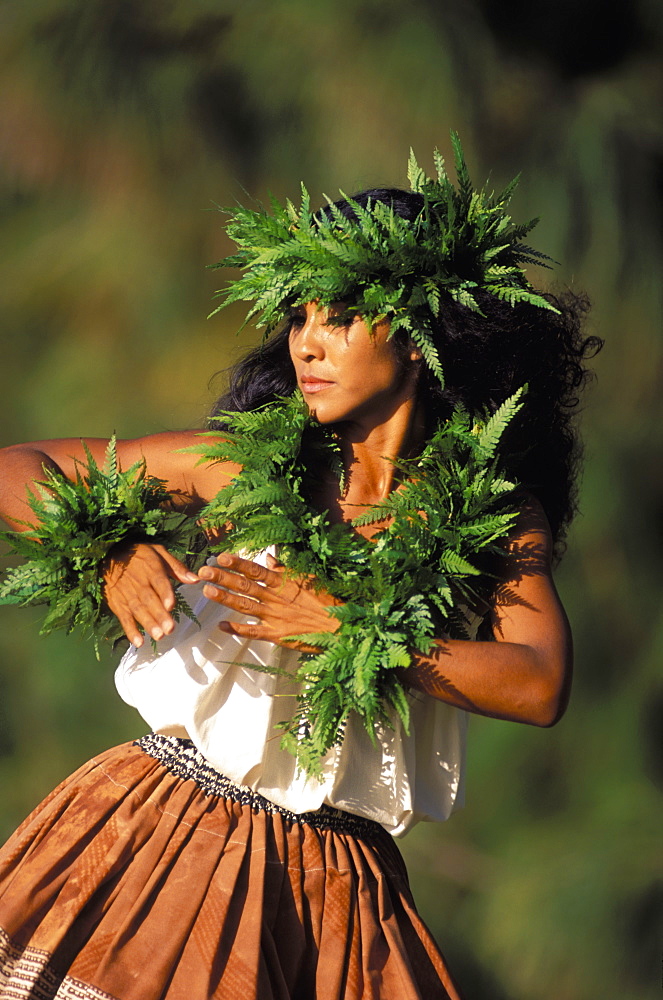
[0,438,198,653]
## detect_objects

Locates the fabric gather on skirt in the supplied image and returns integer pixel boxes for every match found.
[135,734,381,836]
[0,738,463,1000]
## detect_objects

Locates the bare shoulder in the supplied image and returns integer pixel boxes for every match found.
[507,493,554,555]
[490,493,571,655]
[492,493,556,595]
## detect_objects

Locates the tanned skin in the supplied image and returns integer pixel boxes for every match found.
[0,303,571,729]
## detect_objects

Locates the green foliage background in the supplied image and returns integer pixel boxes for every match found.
[0,2,661,997]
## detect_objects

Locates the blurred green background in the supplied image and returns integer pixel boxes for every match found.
[0,2,661,997]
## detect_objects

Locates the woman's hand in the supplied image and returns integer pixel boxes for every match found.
[198,552,340,650]
[103,542,199,646]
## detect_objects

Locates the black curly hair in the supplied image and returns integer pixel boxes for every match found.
[211,188,602,559]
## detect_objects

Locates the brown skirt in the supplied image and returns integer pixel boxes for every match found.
[0,736,463,1000]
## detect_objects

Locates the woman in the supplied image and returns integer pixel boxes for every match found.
[0,142,600,999]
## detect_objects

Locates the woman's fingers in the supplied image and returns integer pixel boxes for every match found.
[111,604,144,648]
[155,545,200,585]
[103,542,199,644]
[265,553,285,573]
[105,571,175,643]
[199,566,266,604]
[216,616,323,653]
[113,593,171,646]
[198,557,277,610]
[217,619,263,640]
[199,551,340,648]
[201,581,255,614]
[204,551,283,587]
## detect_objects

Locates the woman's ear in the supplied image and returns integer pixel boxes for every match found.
[409,347,423,363]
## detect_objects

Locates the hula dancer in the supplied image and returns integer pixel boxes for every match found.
[0,136,601,999]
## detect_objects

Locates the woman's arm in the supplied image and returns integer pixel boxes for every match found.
[0,431,237,530]
[196,501,572,728]
[0,431,240,646]
[403,500,572,727]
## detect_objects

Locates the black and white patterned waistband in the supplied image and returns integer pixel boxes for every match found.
[135,733,379,838]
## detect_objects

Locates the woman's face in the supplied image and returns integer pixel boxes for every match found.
[288,302,420,426]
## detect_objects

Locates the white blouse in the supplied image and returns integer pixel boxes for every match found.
[115,550,471,837]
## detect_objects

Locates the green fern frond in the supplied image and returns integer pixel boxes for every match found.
[0,439,200,655]
[210,132,557,387]
[193,392,524,774]
[475,387,527,460]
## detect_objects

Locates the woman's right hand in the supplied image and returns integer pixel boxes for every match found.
[102,542,199,647]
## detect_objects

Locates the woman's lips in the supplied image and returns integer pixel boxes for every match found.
[300,377,334,393]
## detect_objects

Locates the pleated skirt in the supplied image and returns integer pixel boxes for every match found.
[0,736,463,1000]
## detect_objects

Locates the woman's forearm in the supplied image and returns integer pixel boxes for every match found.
[404,635,572,728]
[187,544,573,729]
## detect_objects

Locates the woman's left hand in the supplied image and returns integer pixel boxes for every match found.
[198,552,340,650]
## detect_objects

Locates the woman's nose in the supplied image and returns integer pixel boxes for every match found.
[291,314,326,361]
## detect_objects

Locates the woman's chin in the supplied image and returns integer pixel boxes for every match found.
[303,400,334,423]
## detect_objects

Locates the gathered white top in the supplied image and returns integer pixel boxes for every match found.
[115,550,473,836]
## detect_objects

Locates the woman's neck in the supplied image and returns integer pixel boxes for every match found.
[336,394,427,505]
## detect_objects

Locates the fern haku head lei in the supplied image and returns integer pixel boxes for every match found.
[193,389,525,776]
[210,130,558,386]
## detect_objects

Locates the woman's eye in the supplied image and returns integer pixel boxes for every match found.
[329,314,357,330]
[288,312,305,329]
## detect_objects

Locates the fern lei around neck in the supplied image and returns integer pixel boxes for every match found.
[288,301,427,504]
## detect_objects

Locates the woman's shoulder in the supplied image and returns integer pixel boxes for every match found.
[508,492,554,556]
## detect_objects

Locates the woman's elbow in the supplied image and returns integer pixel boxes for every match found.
[528,654,572,728]
[532,694,567,728]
